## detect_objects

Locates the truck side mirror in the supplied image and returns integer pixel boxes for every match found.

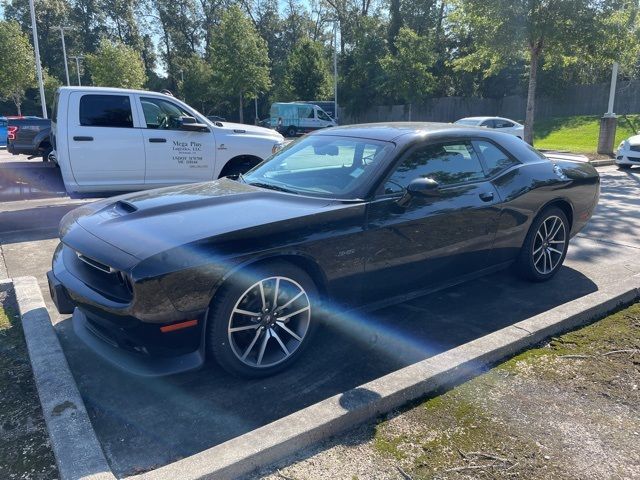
[179,116,209,132]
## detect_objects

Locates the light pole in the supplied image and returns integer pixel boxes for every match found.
[57,25,72,86]
[597,61,619,155]
[333,21,339,122]
[69,55,84,86]
[29,0,47,118]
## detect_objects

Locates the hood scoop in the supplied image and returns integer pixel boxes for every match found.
[114,200,138,214]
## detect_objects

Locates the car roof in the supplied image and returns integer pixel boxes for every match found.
[58,86,174,97]
[312,122,493,143]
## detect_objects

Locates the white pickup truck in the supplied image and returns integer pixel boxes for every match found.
[50,86,285,193]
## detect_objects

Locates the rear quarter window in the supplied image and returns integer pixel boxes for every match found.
[473,140,520,176]
[79,95,133,128]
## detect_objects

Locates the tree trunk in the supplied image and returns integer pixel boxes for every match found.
[16,102,22,116]
[524,42,541,145]
[238,91,244,123]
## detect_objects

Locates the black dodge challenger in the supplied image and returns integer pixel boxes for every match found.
[48,123,600,378]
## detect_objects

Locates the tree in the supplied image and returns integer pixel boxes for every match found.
[380,27,436,113]
[340,16,388,117]
[0,20,36,115]
[176,55,215,113]
[284,38,332,100]
[208,6,271,123]
[451,0,602,144]
[86,39,147,88]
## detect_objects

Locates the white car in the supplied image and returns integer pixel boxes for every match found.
[615,134,640,169]
[454,117,524,139]
[51,86,285,193]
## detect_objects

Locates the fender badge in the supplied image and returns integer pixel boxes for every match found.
[217,144,227,150]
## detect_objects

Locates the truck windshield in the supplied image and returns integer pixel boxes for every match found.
[243,135,394,199]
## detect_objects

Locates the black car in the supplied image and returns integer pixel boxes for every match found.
[48,123,600,378]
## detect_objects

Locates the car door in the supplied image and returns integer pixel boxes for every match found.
[67,92,145,187]
[136,95,215,186]
[362,139,501,302]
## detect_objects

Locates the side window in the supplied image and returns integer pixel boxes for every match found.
[384,141,485,194]
[79,95,133,128]
[141,97,192,130]
[495,120,514,128]
[317,110,331,121]
[480,119,495,128]
[473,140,519,177]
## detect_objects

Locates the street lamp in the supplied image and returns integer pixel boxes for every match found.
[333,21,339,122]
[57,25,73,86]
[69,55,84,86]
[28,0,47,118]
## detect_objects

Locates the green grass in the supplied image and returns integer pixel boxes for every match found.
[373,302,640,478]
[533,114,640,154]
[0,295,58,479]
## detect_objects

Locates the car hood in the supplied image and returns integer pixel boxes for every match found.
[215,121,283,140]
[63,179,341,259]
[626,134,640,146]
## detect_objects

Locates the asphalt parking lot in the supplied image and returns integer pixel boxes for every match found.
[1,151,639,477]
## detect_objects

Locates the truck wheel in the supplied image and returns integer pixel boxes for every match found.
[42,146,52,162]
[286,126,297,138]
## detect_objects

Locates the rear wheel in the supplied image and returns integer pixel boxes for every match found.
[207,261,318,378]
[286,126,297,138]
[515,206,569,282]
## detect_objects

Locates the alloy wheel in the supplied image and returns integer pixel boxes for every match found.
[532,215,566,275]
[227,276,311,368]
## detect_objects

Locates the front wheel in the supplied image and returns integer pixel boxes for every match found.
[618,164,632,170]
[207,262,318,378]
[515,206,569,282]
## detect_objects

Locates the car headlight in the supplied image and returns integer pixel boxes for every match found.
[272,142,285,154]
[619,140,630,151]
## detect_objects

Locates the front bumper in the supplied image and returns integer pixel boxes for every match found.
[615,151,640,165]
[72,308,205,377]
[48,242,207,376]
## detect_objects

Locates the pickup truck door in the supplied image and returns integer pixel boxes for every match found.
[67,92,145,186]
[135,95,215,185]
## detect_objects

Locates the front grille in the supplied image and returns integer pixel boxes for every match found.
[65,247,133,303]
[630,145,640,153]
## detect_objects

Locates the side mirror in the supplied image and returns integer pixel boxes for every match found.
[396,177,439,208]
[179,116,209,132]
[407,177,440,197]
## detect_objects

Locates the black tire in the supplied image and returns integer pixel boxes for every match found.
[42,145,52,162]
[207,261,319,378]
[515,206,569,282]
[286,126,297,138]
[618,164,632,170]
[218,157,261,178]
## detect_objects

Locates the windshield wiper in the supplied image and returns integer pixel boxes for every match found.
[248,181,298,194]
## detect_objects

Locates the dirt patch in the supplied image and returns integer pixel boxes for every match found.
[259,303,640,480]
[0,283,58,479]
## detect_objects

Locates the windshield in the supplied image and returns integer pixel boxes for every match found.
[243,135,394,198]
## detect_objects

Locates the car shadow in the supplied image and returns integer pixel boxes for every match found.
[53,265,597,477]
[0,162,66,201]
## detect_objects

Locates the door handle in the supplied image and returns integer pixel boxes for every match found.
[149,138,167,143]
[73,136,93,141]
[479,192,494,202]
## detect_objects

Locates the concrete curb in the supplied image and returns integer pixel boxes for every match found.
[129,281,639,480]
[590,159,616,167]
[12,276,116,480]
